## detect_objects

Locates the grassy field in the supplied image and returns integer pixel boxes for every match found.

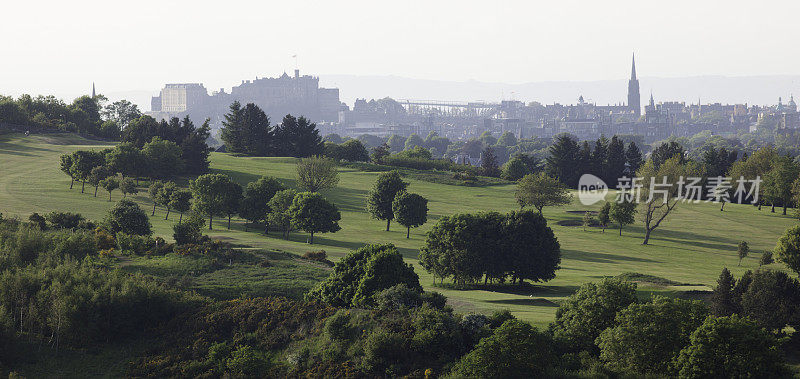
[1,133,797,327]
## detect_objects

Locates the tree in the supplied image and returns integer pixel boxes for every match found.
[169,189,193,223]
[515,172,572,213]
[100,177,119,201]
[387,134,406,152]
[774,225,800,276]
[404,133,424,151]
[178,117,213,174]
[289,192,341,244]
[675,315,788,379]
[582,211,592,231]
[220,101,274,156]
[106,199,152,236]
[448,320,555,378]
[591,136,609,180]
[266,189,297,239]
[221,181,243,230]
[596,297,708,375]
[625,141,643,175]
[366,171,408,231]
[339,139,370,162]
[501,154,542,181]
[70,150,105,193]
[120,177,137,198]
[480,147,500,177]
[306,244,421,307]
[142,137,184,179]
[296,155,339,192]
[157,181,178,220]
[760,251,774,267]
[60,153,75,189]
[88,165,110,197]
[503,210,561,285]
[392,191,428,238]
[597,202,611,232]
[172,213,204,245]
[239,176,285,229]
[650,140,685,169]
[190,173,235,230]
[148,181,164,216]
[546,134,580,187]
[606,136,627,186]
[496,131,518,147]
[763,156,799,215]
[727,146,777,209]
[274,114,323,157]
[639,156,700,244]
[102,99,141,129]
[550,278,638,352]
[105,142,147,180]
[711,268,737,316]
[738,269,800,330]
[737,240,749,266]
[610,199,637,236]
[370,143,390,164]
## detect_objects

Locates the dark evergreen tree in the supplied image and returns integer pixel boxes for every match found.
[651,141,685,169]
[220,101,246,154]
[274,114,324,157]
[546,134,580,187]
[625,141,643,175]
[606,135,627,186]
[591,136,608,179]
[480,147,500,177]
[711,267,738,316]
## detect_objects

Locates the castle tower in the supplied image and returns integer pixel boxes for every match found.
[628,54,641,117]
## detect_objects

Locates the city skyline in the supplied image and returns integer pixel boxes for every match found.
[3,0,800,106]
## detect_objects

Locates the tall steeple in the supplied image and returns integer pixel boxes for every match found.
[627,53,641,117]
[92,83,96,98]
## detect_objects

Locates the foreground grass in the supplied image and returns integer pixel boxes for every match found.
[0,133,797,327]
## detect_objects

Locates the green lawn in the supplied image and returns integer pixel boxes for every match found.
[1,133,797,327]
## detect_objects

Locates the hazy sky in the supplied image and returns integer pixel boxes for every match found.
[3,0,799,105]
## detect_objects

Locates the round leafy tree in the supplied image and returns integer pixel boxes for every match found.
[106,199,152,236]
[775,224,800,276]
[366,171,408,231]
[550,278,638,352]
[392,191,428,238]
[675,315,788,378]
[596,296,708,375]
[448,319,555,378]
[289,192,341,244]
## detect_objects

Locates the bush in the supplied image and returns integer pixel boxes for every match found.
[324,310,353,340]
[226,345,270,376]
[45,211,85,229]
[116,233,157,255]
[306,244,422,308]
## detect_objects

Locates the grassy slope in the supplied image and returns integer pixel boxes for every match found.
[0,133,796,328]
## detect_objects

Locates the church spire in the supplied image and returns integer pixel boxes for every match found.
[631,53,637,80]
[92,83,96,98]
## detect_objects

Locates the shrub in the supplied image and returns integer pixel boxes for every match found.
[324,310,353,340]
[226,345,270,376]
[45,211,85,229]
[116,233,156,255]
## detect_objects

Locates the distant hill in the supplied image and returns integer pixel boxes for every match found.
[319,74,800,107]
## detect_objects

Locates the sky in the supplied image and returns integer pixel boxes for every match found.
[2,0,799,107]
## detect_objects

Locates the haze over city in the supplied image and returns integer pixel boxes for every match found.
[4,0,800,107]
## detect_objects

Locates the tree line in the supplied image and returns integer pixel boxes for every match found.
[219,101,324,157]
[0,93,142,139]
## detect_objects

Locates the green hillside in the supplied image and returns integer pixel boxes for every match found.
[0,132,796,326]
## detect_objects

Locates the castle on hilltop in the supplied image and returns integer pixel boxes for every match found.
[147,70,342,128]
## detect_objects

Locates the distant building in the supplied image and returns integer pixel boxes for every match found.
[628,54,641,117]
[147,70,342,129]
